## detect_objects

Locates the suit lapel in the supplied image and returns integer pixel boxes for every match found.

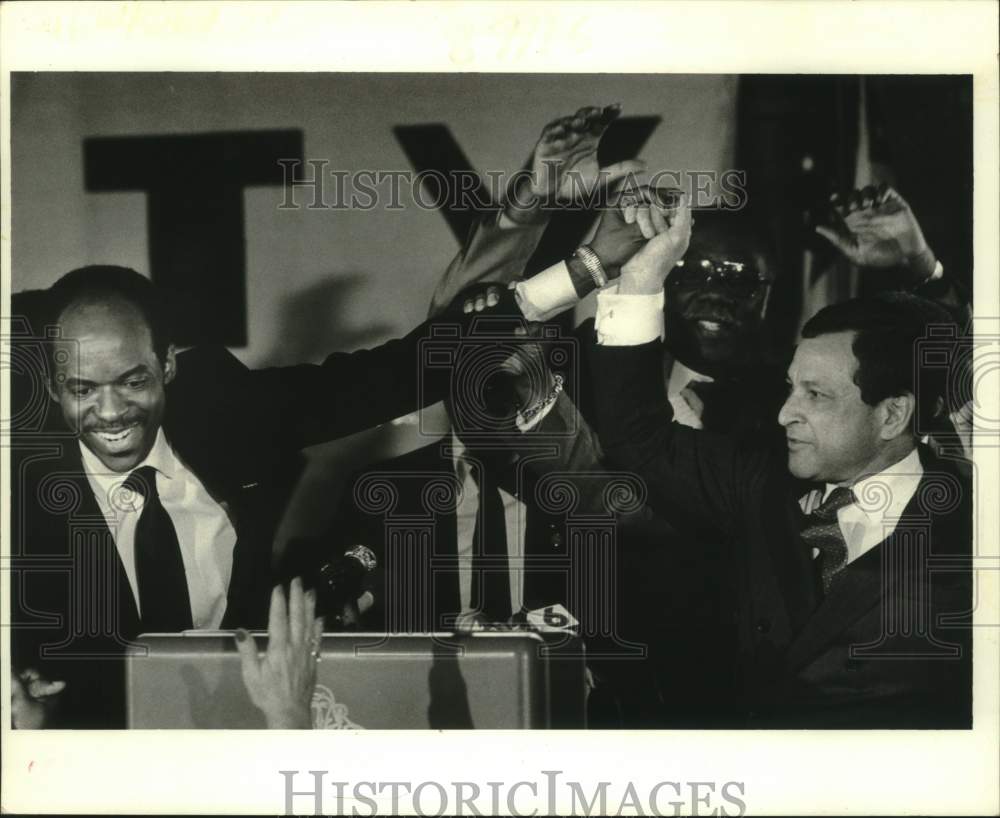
[425,443,461,624]
[783,546,883,671]
[219,480,275,629]
[49,443,143,642]
[768,490,822,638]
[165,385,302,630]
[376,441,461,629]
[521,476,568,613]
[783,468,942,671]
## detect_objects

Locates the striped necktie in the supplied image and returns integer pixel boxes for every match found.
[801,486,856,595]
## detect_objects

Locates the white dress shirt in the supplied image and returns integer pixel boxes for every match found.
[799,447,924,565]
[593,288,926,566]
[665,359,714,430]
[78,429,237,629]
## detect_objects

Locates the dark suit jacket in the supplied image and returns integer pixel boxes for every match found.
[515,321,785,726]
[331,440,565,632]
[591,339,973,728]
[328,404,643,658]
[10,315,456,727]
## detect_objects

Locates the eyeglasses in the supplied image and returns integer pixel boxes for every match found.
[668,258,769,292]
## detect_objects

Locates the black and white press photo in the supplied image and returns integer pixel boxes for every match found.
[1,2,997,816]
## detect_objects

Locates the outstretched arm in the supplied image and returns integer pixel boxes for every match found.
[245,284,527,450]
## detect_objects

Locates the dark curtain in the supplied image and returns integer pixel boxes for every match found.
[736,75,973,347]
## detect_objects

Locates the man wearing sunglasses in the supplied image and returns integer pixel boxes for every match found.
[584,207,788,726]
[655,209,785,437]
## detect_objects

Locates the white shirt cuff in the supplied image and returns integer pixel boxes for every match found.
[513,261,578,323]
[595,286,665,346]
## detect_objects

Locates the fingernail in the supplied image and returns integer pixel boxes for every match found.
[235,628,247,643]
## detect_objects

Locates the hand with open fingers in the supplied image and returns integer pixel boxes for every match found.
[816,184,937,279]
[11,668,66,729]
[527,104,645,205]
[235,578,324,729]
[619,191,693,294]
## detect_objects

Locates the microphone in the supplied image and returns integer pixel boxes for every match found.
[316,545,377,629]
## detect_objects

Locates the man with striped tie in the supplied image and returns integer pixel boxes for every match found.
[585,193,972,727]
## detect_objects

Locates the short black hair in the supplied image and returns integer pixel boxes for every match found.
[801,292,958,436]
[46,266,173,363]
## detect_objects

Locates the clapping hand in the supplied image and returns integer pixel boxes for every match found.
[235,577,324,729]
[816,185,937,283]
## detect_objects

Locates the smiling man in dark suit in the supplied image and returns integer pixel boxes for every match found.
[7,264,492,728]
[584,193,972,728]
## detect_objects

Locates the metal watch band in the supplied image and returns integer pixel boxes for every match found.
[574,244,609,290]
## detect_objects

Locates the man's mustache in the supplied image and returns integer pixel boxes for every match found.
[683,295,743,323]
[82,414,147,433]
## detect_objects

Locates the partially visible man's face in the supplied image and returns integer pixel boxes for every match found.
[664,227,771,368]
[447,329,552,469]
[777,331,883,484]
[48,298,175,473]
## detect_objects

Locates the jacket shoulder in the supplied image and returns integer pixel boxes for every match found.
[174,345,249,384]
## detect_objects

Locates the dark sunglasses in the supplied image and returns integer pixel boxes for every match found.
[669,258,769,292]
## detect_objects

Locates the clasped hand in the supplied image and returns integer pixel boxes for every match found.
[614,187,693,294]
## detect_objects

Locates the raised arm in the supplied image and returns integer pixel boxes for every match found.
[816,184,970,322]
[816,185,973,456]
[427,104,645,318]
[589,192,770,536]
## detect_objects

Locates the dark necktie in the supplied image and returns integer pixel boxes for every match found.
[801,486,856,595]
[470,464,512,624]
[123,465,193,632]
